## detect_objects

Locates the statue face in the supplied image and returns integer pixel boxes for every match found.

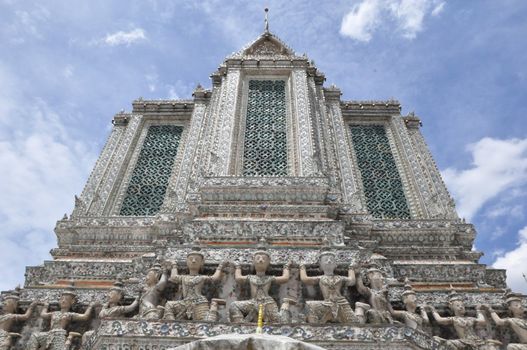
[319,254,337,274]
[187,254,204,271]
[508,300,524,316]
[2,299,17,313]
[108,290,122,304]
[368,271,384,288]
[253,253,270,271]
[450,300,465,315]
[403,294,417,309]
[145,270,159,285]
[59,295,74,310]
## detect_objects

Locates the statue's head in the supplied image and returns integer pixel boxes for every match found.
[108,281,124,304]
[505,291,524,317]
[2,291,19,313]
[401,281,417,310]
[187,247,204,272]
[253,250,270,272]
[319,251,337,275]
[448,291,465,316]
[366,265,384,289]
[59,287,77,310]
[449,300,465,315]
[145,263,162,285]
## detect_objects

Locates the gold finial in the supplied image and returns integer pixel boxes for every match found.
[264,8,269,33]
[256,303,264,334]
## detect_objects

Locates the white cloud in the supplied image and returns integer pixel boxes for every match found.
[168,85,180,99]
[0,67,96,290]
[3,5,50,44]
[340,0,382,42]
[389,0,429,39]
[145,72,158,92]
[441,137,527,221]
[431,1,445,16]
[189,2,252,48]
[340,0,445,41]
[104,28,146,46]
[487,203,524,220]
[493,226,527,294]
[166,80,195,100]
[62,64,74,78]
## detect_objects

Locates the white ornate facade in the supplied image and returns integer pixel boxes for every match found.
[2,30,525,350]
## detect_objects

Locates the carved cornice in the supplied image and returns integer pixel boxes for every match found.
[199,176,331,203]
[403,113,422,129]
[112,112,129,126]
[179,221,346,246]
[323,85,342,101]
[341,100,401,117]
[131,98,197,115]
[201,176,329,187]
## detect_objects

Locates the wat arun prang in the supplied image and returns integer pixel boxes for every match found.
[1,20,525,350]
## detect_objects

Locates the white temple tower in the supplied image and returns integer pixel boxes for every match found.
[3,25,522,350]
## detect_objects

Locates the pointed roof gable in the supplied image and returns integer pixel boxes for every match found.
[213,30,325,86]
[228,32,302,60]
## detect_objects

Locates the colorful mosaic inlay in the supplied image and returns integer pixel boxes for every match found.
[349,125,411,219]
[242,80,287,176]
[120,125,183,216]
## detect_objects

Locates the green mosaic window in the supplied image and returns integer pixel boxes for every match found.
[350,125,411,219]
[242,80,287,176]
[120,125,183,216]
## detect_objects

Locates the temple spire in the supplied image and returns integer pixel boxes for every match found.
[264,8,269,33]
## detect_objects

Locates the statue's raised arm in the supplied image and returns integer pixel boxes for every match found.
[163,247,226,321]
[137,263,167,319]
[485,290,527,346]
[302,251,360,324]
[0,289,39,350]
[229,248,292,324]
[431,290,501,350]
[28,286,96,350]
[356,264,393,324]
[390,281,429,331]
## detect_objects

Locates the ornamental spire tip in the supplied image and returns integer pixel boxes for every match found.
[264,8,269,33]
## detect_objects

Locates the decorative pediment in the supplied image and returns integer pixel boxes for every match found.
[244,34,293,57]
[229,32,298,59]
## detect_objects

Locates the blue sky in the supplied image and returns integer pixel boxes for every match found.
[0,0,526,293]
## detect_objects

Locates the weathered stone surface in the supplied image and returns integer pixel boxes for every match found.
[84,320,442,350]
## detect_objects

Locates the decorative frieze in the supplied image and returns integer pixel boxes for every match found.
[211,69,241,175]
[327,99,363,211]
[292,69,316,176]
[24,261,136,287]
[165,102,208,212]
[393,264,487,284]
[165,247,360,265]
[405,122,458,219]
[202,176,329,187]
[179,221,345,246]
[88,320,442,350]
[86,114,142,216]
